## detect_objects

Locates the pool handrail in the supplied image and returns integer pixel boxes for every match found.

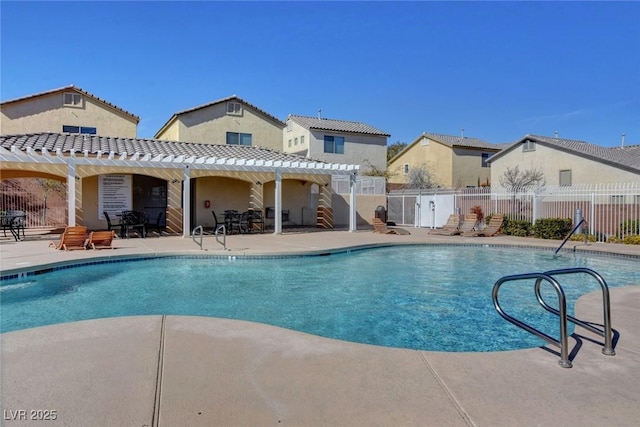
[554,218,588,256]
[493,272,572,368]
[534,267,615,356]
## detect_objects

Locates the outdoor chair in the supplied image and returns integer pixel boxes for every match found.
[429,214,461,235]
[121,210,146,238]
[103,211,120,237]
[86,230,115,250]
[372,217,410,235]
[145,211,165,236]
[458,214,479,234]
[248,209,265,233]
[2,210,26,241]
[48,226,88,251]
[211,210,226,234]
[464,213,505,237]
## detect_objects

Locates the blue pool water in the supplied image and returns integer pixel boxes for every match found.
[1,245,638,352]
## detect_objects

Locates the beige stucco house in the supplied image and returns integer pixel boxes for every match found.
[0,85,139,138]
[284,114,389,172]
[488,134,640,190]
[388,132,502,189]
[154,95,285,151]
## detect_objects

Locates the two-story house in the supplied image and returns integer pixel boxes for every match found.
[0,85,139,138]
[154,95,285,151]
[388,132,502,189]
[284,114,389,171]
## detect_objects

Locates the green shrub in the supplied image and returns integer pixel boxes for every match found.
[503,218,532,237]
[569,233,597,242]
[607,236,623,244]
[533,218,573,240]
[619,220,640,237]
[623,234,640,245]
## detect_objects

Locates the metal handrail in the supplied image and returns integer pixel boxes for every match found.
[214,224,227,250]
[554,218,588,255]
[192,225,203,250]
[534,267,615,356]
[493,272,572,368]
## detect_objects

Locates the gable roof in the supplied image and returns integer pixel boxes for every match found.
[154,95,286,138]
[488,134,640,174]
[287,115,390,137]
[388,132,501,164]
[0,85,140,123]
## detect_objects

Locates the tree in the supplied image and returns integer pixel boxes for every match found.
[406,163,439,190]
[387,141,407,162]
[36,178,66,225]
[498,165,545,193]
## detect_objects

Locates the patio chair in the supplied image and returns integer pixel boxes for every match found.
[372,218,411,235]
[121,210,146,238]
[103,211,120,237]
[429,214,461,235]
[86,230,115,250]
[145,211,165,236]
[211,210,226,234]
[464,213,505,237]
[48,226,88,251]
[458,214,479,234]
[248,209,265,233]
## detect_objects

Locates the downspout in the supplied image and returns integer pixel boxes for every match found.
[182,166,190,238]
[349,172,357,231]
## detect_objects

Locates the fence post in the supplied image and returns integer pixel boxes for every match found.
[532,192,537,224]
[590,192,595,236]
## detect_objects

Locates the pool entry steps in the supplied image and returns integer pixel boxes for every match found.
[493,267,615,368]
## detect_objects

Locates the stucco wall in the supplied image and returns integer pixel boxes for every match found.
[451,148,493,188]
[388,138,453,186]
[164,102,284,150]
[490,143,640,190]
[1,92,137,138]
[332,194,387,227]
[283,121,310,157]
[306,129,387,170]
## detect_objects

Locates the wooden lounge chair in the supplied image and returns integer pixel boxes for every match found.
[86,230,115,250]
[429,214,461,235]
[372,218,410,235]
[48,226,88,251]
[458,214,479,234]
[465,213,505,237]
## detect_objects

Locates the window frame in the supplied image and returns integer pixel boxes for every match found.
[226,102,242,116]
[63,92,82,107]
[323,135,345,154]
[403,164,410,175]
[481,153,490,168]
[226,132,252,146]
[62,125,96,135]
[559,169,572,186]
[523,140,536,152]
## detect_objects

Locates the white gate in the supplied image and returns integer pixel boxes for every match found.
[416,194,455,228]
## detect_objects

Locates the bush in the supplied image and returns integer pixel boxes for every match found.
[533,218,573,240]
[503,218,532,237]
[607,236,623,244]
[569,233,597,243]
[623,234,640,245]
[619,220,640,237]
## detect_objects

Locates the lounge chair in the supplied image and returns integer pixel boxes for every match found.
[372,218,411,235]
[429,214,461,235]
[86,230,115,250]
[458,214,479,234]
[48,226,88,251]
[464,213,505,237]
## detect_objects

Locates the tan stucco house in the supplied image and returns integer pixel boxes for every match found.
[284,114,389,172]
[488,134,640,190]
[154,95,285,151]
[388,132,502,188]
[1,85,139,138]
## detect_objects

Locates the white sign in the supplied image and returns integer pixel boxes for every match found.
[99,174,132,220]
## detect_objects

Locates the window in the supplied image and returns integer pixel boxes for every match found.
[559,170,572,186]
[403,164,409,175]
[286,120,292,132]
[226,102,242,115]
[226,132,252,146]
[62,125,96,134]
[294,137,298,145]
[300,135,305,145]
[288,139,292,148]
[523,140,535,152]
[323,135,344,154]
[481,153,490,168]
[63,92,82,107]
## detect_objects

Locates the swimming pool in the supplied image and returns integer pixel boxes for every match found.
[1,245,638,351]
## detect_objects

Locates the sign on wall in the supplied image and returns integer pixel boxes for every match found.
[98,174,132,220]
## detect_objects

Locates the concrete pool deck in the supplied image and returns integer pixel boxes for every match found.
[1,227,639,426]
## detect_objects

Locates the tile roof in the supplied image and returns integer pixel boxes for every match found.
[287,115,390,137]
[422,132,501,150]
[155,95,285,137]
[0,133,326,165]
[490,134,640,173]
[0,85,140,122]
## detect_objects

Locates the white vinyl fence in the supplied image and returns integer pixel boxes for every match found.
[388,183,640,241]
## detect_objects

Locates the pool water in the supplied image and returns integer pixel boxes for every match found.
[1,246,638,352]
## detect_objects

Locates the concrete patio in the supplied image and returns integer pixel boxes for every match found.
[2,228,639,426]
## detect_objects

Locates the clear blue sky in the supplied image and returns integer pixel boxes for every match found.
[2,1,639,147]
